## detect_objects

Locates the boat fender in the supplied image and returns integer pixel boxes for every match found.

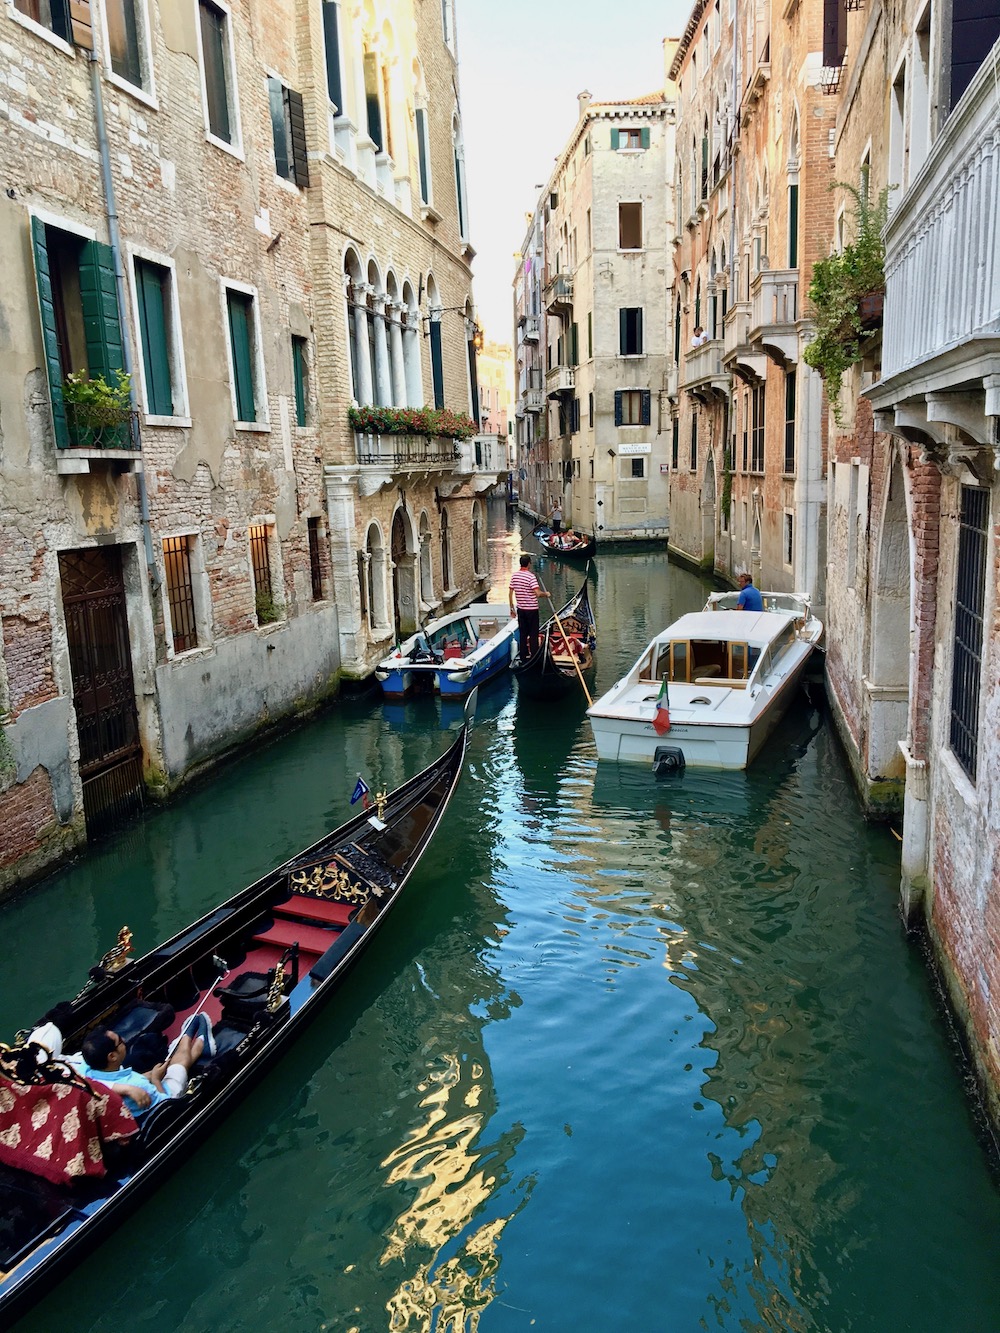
[652,745,685,778]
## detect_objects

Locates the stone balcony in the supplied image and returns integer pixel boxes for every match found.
[519,314,540,342]
[523,388,544,413]
[681,338,728,402]
[868,41,1000,478]
[545,364,576,396]
[544,272,574,316]
[722,302,767,383]
[749,269,800,364]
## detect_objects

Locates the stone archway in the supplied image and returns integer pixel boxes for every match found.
[867,454,910,780]
[390,507,417,639]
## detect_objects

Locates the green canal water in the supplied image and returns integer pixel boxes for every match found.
[5,507,1000,1332]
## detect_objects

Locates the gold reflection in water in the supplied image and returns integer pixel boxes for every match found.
[378,1053,520,1330]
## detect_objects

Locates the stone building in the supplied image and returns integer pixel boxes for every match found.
[820,2,1000,1120]
[667,0,834,609]
[514,83,676,543]
[0,0,494,893]
[475,338,513,473]
[512,207,548,519]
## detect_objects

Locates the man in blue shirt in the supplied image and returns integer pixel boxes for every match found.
[80,1017,210,1119]
[736,572,764,612]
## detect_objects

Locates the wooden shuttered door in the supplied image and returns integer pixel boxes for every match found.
[136,260,173,416]
[227,292,256,423]
[69,0,94,49]
[285,87,310,187]
[30,216,69,449]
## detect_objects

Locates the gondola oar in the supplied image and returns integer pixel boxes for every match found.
[538,580,594,706]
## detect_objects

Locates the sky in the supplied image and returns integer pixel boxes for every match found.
[458,0,693,345]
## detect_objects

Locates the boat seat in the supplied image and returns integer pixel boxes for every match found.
[111,1001,175,1047]
[217,969,287,1023]
[693,663,721,677]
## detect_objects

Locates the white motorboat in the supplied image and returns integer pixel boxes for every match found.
[374,602,518,699]
[587,591,822,770]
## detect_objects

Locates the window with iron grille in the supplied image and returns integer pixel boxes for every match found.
[949,486,988,780]
[163,536,198,654]
[671,418,679,470]
[308,517,324,601]
[690,412,698,471]
[249,523,274,619]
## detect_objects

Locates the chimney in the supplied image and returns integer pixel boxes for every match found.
[577,90,592,118]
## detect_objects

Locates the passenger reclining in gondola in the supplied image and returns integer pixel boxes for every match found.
[79,1016,212,1120]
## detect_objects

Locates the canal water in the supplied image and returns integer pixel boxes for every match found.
[5,501,1000,1332]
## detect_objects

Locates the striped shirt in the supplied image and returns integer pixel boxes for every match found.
[509,568,540,610]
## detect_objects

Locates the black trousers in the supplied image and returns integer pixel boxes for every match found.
[516,607,540,659]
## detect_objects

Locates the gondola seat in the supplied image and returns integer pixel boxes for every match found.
[112,1001,175,1047]
[217,972,273,1023]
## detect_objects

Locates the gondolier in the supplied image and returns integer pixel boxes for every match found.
[509,554,550,660]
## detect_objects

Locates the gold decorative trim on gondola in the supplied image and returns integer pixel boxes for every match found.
[290,861,368,905]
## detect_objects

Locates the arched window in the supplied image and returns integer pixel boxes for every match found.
[419,510,433,604]
[439,507,452,591]
[364,522,388,630]
[401,279,422,407]
[344,248,370,406]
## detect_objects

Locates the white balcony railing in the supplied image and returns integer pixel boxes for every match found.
[723,302,751,360]
[681,338,725,389]
[524,388,544,413]
[882,46,1000,381]
[521,315,540,342]
[456,434,504,474]
[545,365,576,395]
[750,269,798,334]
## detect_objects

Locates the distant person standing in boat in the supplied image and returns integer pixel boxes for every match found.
[509,554,550,660]
[550,499,563,533]
[736,572,763,612]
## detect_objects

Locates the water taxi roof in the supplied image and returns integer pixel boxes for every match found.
[653,609,799,647]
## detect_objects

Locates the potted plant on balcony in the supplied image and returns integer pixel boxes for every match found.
[347,405,477,440]
[803,184,890,427]
[61,369,133,446]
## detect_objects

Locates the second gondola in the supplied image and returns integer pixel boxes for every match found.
[512,579,596,702]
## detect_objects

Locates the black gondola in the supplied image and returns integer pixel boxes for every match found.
[532,524,597,561]
[512,580,596,702]
[0,723,469,1323]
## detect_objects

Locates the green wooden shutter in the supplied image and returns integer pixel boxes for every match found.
[640,127,650,149]
[286,87,310,186]
[619,308,627,354]
[613,391,623,426]
[268,77,289,178]
[79,240,124,382]
[570,322,579,366]
[227,291,256,422]
[430,321,444,408]
[587,311,593,358]
[611,129,620,149]
[136,260,174,416]
[30,217,69,449]
[416,108,430,203]
[322,0,343,110]
[640,390,651,425]
[292,336,307,426]
[635,308,643,354]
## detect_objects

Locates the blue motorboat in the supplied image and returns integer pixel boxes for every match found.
[374,602,519,699]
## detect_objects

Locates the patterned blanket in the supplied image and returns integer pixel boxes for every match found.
[0,1074,138,1185]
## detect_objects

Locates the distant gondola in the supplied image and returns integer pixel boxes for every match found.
[533,524,597,561]
[0,724,469,1323]
[512,579,596,702]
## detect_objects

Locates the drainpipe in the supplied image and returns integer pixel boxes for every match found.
[86,48,159,597]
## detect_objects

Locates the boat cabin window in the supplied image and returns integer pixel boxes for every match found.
[642,638,755,684]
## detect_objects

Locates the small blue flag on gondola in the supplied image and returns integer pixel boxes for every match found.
[350,775,370,807]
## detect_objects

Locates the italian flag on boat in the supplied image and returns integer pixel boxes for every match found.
[653,677,671,735]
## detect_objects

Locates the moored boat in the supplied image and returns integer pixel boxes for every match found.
[532,524,597,561]
[0,724,469,1323]
[587,592,822,769]
[512,578,596,702]
[374,602,518,699]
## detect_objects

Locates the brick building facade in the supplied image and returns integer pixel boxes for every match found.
[0,0,496,893]
[822,0,1000,1121]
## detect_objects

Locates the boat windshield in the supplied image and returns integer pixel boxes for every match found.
[641,638,756,684]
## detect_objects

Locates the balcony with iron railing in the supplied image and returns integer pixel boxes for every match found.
[55,406,143,476]
[681,339,728,401]
[354,432,460,468]
[543,271,574,315]
[749,268,800,363]
[545,363,576,396]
